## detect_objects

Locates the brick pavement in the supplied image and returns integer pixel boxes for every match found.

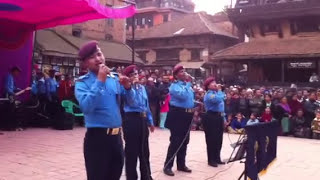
[0,128,320,180]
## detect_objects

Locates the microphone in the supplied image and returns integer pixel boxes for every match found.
[185,73,195,80]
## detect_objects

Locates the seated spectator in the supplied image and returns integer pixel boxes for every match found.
[225,114,233,132]
[261,107,274,123]
[311,109,320,139]
[247,113,259,126]
[291,109,311,138]
[228,112,247,134]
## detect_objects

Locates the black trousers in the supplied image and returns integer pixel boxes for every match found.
[123,112,152,180]
[202,111,224,164]
[164,108,193,169]
[84,128,124,180]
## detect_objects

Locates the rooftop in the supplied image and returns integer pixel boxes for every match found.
[37,29,144,64]
[130,12,238,40]
[212,35,320,60]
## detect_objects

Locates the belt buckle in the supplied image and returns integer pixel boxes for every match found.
[141,112,147,118]
[112,128,119,135]
[107,128,119,135]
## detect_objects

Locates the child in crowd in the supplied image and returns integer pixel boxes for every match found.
[228,112,247,134]
[159,91,170,129]
[261,107,273,122]
[247,113,259,126]
[311,109,320,139]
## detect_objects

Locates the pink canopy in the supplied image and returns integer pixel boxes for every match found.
[0,0,135,97]
[0,0,135,30]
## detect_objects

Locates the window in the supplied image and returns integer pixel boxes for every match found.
[292,18,320,33]
[105,34,113,41]
[142,18,146,25]
[156,49,179,61]
[63,59,69,66]
[163,14,169,22]
[191,49,200,61]
[260,22,281,37]
[107,19,114,27]
[263,22,280,33]
[72,29,82,37]
[69,59,75,66]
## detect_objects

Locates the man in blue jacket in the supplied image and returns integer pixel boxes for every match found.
[75,41,124,180]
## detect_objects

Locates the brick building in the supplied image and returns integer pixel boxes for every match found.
[34,0,142,77]
[127,12,238,78]
[126,0,195,32]
[211,0,320,85]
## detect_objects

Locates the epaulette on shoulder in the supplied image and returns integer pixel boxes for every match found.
[76,73,89,82]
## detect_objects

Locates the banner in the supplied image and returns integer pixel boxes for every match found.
[245,121,279,180]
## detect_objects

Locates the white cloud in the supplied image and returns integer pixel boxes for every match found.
[192,0,231,14]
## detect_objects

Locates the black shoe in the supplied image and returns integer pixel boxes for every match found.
[177,166,192,173]
[217,161,226,165]
[163,168,175,176]
[208,162,218,167]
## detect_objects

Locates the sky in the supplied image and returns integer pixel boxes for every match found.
[192,0,232,15]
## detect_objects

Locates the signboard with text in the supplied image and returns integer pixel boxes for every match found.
[287,61,316,69]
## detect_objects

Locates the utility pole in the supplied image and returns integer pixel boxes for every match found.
[120,0,136,64]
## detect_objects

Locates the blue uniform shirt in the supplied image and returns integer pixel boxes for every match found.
[4,73,17,95]
[121,84,154,126]
[204,90,225,113]
[37,78,46,94]
[45,78,58,93]
[31,78,46,95]
[169,81,195,109]
[75,71,122,128]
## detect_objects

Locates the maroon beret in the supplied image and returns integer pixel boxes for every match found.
[78,41,98,61]
[123,65,138,76]
[204,77,215,90]
[173,65,184,75]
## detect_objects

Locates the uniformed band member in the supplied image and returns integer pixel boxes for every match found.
[4,66,31,98]
[203,77,225,167]
[163,65,194,176]
[75,41,124,180]
[46,69,58,102]
[120,65,155,180]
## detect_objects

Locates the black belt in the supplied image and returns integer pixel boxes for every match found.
[170,106,195,113]
[87,127,121,135]
[125,111,147,118]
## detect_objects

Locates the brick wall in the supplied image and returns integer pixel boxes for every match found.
[54,0,126,43]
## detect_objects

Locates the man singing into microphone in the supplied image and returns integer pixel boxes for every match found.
[120,65,154,180]
[75,41,124,180]
[163,65,194,176]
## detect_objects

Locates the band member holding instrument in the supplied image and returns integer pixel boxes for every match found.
[4,66,31,99]
[3,66,31,131]
[120,65,155,180]
[203,77,226,167]
[75,41,124,180]
[163,65,194,176]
